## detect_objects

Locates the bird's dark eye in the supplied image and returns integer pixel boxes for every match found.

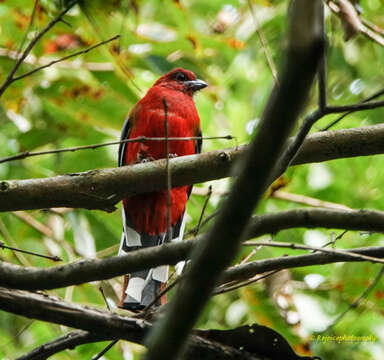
[174,72,188,82]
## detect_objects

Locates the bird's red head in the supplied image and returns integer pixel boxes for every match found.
[154,68,207,96]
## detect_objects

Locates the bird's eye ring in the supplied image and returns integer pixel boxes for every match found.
[174,72,188,82]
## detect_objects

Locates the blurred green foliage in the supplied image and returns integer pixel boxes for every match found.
[0,0,384,359]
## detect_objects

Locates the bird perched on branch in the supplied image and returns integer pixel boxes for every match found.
[118,68,207,311]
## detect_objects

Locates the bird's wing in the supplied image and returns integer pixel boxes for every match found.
[118,108,168,309]
[196,129,203,155]
[118,114,131,167]
[118,106,142,249]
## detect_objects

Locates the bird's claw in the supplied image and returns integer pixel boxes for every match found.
[140,156,155,163]
[136,151,155,163]
[168,153,178,159]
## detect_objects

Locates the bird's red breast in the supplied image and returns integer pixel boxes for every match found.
[121,68,206,235]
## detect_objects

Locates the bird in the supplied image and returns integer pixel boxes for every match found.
[118,68,207,311]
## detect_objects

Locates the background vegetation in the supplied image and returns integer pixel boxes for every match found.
[0,0,384,359]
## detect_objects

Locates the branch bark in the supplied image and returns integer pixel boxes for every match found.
[4,243,383,295]
[223,246,384,284]
[0,288,261,360]
[144,1,325,358]
[1,123,384,212]
[2,208,384,290]
[16,330,106,360]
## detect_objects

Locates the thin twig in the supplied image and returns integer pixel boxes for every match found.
[12,210,79,260]
[185,209,221,237]
[0,47,114,71]
[240,244,263,265]
[194,186,212,236]
[0,219,30,266]
[322,87,384,130]
[117,0,130,54]
[325,99,384,113]
[191,187,226,197]
[333,230,349,243]
[360,24,384,46]
[0,321,34,348]
[15,0,39,58]
[163,98,172,242]
[213,269,280,295]
[247,0,279,85]
[12,35,120,81]
[0,0,79,97]
[272,190,351,210]
[98,286,111,311]
[12,211,54,238]
[321,229,348,249]
[272,109,323,180]
[195,209,220,230]
[11,210,71,260]
[93,283,120,360]
[361,18,384,37]
[143,272,180,314]
[243,240,384,265]
[0,241,62,262]
[0,135,233,165]
[91,340,118,360]
[325,265,384,332]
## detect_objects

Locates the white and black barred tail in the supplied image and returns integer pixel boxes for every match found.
[118,213,186,311]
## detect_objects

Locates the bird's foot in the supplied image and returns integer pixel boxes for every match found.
[140,157,155,163]
[137,154,155,163]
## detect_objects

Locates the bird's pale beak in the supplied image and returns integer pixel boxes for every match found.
[185,79,208,92]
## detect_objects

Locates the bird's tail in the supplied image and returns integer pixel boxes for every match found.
[118,211,187,312]
[118,230,168,311]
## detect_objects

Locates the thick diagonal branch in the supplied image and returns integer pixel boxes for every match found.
[144,1,325,359]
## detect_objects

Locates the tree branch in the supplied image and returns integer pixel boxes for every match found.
[326,0,384,47]
[1,124,384,213]
[0,287,147,342]
[0,288,261,360]
[0,135,232,165]
[0,0,79,97]
[222,246,384,284]
[321,87,384,131]
[2,208,384,291]
[0,241,61,262]
[144,1,325,358]
[243,240,384,265]
[7,244,383,360]
[270,2,326,182]
[12,34,120,81]
[290,123,384,165]
[272,190,351,210]
[325,100,384,113]
[16,330,107,360]
[0,47,115,71]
